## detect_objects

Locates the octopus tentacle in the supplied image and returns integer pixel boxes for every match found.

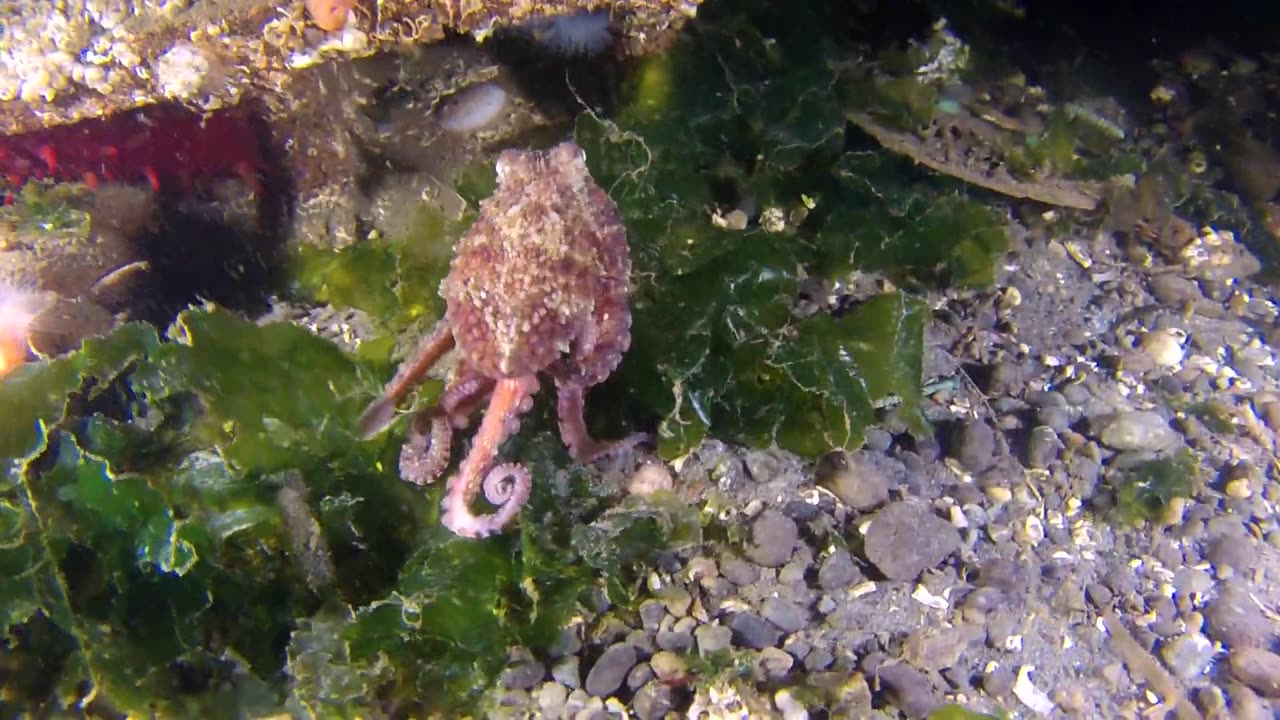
[556,381,649,462]
[478,463,532,523]
[441,376,539,538]
[357,324,455,439]
[440,373,495,429]
[398,411,453,485]
[397,368,495,486]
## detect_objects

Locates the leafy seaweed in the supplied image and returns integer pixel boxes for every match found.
[571,0,1009,457]
[289,200,467,363]
[0,0,1016,712]
[1108,448,1200,525]
[930,705,1008,720]
[0,310,423,714]
[0,180,93,240]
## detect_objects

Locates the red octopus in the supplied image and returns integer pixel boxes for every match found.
[358,141,634,538]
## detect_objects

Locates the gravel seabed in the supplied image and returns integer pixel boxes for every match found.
[469,213,1280,719]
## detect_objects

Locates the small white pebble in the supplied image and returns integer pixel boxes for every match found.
[1013,666,1056,715]
[774,689,809,720]
[851,581,877,598]
[627,463,674,496]
[911,584,949,610]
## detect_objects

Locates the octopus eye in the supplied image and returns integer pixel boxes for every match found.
[552,141,587,167]
[495,149,524,181]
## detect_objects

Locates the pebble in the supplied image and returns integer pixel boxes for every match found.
[744,510,798,567]
[815,450,890,510]
[501,657,546,690]
[1037,405,1071,433]
[535,682,569,716]
[1026,425,1061,469]
[953,420,997,472]
[1061,382,1092,406]
[1205,583,1273,649]
[639,600,667,630]
[649,651,685,683]
[1148,273,1204,306]
[1172,566,1212,596]
[627,462,674,495]
[1231,683,1273,720]
[1230,648,1280,698]
[1139,328,1186,367]
[804,648,834,671]
[728,611,782,650]
[659,585,693,616]
[720,555,761,585]
[552,656,581,688]
[875,662,939,718]
[774,688,809,720]
[695,624,732,656]
[818,548,863,591]
[864,426,894,451]
[762,597,808,634]
[962,586,1003,614]
[757,646,795,681]
[584,643,637,697]
[626,662,654,691]
[656,621,694,653]
[549,626,583,657]
[1160,632,1216,680]
[1094,410,1180,451]
[977,665,1015,702]
[903,626,969,672]
[864,501,961,581]
[1207,533,1260,575]
[632,682,675,720]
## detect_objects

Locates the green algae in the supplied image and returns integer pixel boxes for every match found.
[0,309,701,714]
[1108,448,1201,525]
[0,180,92,241]
[0,0,1022,713]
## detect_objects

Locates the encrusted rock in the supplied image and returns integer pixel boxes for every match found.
[0,0,704,136]
[863,501,961,581]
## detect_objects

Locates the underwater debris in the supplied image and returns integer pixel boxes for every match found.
[848,112,1103,210]
[358,142,635,538]
[277,470,336,593]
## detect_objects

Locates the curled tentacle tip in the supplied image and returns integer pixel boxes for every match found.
[441,463,531,538]
[482,463,532,506]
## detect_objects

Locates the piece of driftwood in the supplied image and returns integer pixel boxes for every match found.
[848,111,1103,210]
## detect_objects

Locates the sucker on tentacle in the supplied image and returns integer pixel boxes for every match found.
[399,412,452,486]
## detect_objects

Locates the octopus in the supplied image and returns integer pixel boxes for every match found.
[357,141,633,538]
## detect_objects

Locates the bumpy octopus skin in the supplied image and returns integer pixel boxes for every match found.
[358,141,632,538]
